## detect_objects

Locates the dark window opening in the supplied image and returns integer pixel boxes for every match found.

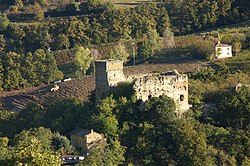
[180,95,184,101]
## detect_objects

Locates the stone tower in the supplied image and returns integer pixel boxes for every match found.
[95,60,126,101]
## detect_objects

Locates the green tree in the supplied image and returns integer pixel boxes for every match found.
[52,132,75,154]
[155,7,171,36]
[0,35,6,52]
[0,12,10,33]
[143,95,177,125]
[33,49,63,83]
[100,8,131,42]
[189,40,214,59]
[79,0,104,12]
[137,28,161,60]
[131,3,157,38]
[74,46,92,76]
[93,95,119,138]
[80,139,125,166]
[89,18,108,44]
[215,87,250,129]
[21,52,38,86]
[232,41,242,55]
[14,127,54,151]
[44,51,64,83]
[131,95,179,165]
[0,137,11,165]
[67,17,90,46]
[2,52,25,90]
[33,49,47,82]
[106,43,130,63]
[7,24,26,52]
[53,34,70,50]
[175,121,213,165]
[34,3,44,21]
[24,25,51,52]
[13,136,61,165]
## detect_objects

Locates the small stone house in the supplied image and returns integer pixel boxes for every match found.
[68,128,103,152]
[215,41,232,59]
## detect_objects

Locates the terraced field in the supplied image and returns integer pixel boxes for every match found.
[0,60,206,112]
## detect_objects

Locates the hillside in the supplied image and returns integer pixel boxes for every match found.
[0,60,203,112]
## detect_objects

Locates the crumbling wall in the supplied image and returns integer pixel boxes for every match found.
[95,60,190,113]
[133,71,189,113]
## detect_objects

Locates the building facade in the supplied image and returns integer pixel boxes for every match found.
[215,41,232,59]
[68,128,103,152]
[133,70,189,113]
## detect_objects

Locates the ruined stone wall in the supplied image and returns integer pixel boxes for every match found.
[95,60,190,113]
[133,71,189,113]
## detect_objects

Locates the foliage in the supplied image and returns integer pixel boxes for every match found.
[210,87,250,129]
[164,0,250,34]
[189,40,214,59]
[0,1,250,164]
[0,13,10,33]
[67,17,90,46]
[99,7,131,42]
[137,28,162,61]
[0,127,61,165]
[12,134,61,165]
[0,48,63,90]
[221,33,246,45]
[105,43,130,63]
[52,132,75,154]
[232,42,242,55]
[80,139,125,166]
[2,3,172,53]
[0,137,11,165]
[14,127,54,151]
[34,3,44,21]
[93,95,119,138]
[74,46,92,76]
[143,95,176,125]
[52,34,70,50]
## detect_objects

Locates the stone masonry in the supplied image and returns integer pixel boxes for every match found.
[95,60,126,101]
[95,60,190,113]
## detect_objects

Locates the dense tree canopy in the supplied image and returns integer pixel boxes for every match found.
[0,49,63,90]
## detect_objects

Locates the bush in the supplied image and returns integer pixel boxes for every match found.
[189,40,214,59]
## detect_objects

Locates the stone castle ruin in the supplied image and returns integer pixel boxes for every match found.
[95,60,190,113]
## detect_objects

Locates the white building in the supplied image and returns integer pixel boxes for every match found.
[215,41,232,59]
